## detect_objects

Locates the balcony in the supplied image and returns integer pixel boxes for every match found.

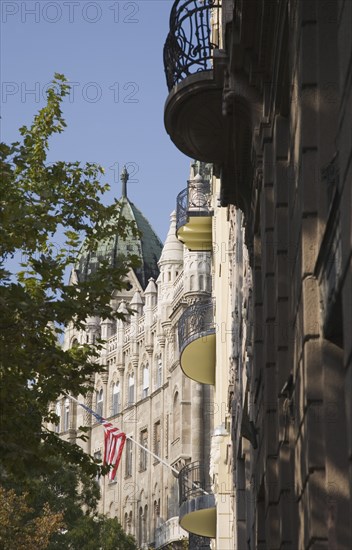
[163,0,227,163]
[155,516,188,548]
[178,461,216,538]
[176,174,213,251]
[178,299,215,385]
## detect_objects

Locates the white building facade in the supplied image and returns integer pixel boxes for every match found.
[55,166,218,549]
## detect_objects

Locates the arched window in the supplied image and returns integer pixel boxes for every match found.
[165,489,169,518]
[128,374,134,406]
[55,401,61,433]
[112,383,120,415]
[153,499,160,533]
[125,439,133,477]
[144,505,148,543]
[173,392,180,441]
[156,357,162,388]
[138,506,143,546]
[142,364,149,398]
[154,421,161,458]
[63,398,70,431]
[139,429,148,471]
[96,389,103,417]
[124,512,128,531]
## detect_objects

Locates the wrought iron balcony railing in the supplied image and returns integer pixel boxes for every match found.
[164,0,222,91]
[178,299,214,351]
[176,177,212,233]
[179,461,212,505]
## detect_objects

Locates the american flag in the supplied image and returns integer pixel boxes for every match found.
[78,401,126,481]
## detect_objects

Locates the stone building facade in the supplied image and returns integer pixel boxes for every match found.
[54,167,216,549]
[163,1,352,549]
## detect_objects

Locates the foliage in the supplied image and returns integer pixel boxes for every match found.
[66,516,138,550]
[0,486,64,550]
[0,456,137,550]
[0,74,139,479]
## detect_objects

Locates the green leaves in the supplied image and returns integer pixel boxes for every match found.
[0,455,138,550]
[0,75,140,480]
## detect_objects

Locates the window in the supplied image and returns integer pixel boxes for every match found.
[165,415,169,458]
[125,438,133,477]
[94,449,102,462]
[63,398,70,431]
[124,512,128,532]
[173,392,180,441]
[139,429,148,471]
[128,374,134,406]
[143,505,148,543]
[154,421,161,463]
[153,499,160,532]
[94,450,102,485]
[138,507,143,546]
[142,364,149,398]
[112,383,120,415]
[138,505,148,546]
[55,401,61,433]
[156,357,162,388]
[96,389,103,417]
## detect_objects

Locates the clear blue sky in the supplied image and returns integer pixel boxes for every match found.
[1,0,191,243]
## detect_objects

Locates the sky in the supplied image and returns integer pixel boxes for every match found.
[0,0,191,244]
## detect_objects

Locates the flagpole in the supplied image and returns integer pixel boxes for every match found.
[64,393,209,494]
[124,436,209,496]
[125,435,180,476]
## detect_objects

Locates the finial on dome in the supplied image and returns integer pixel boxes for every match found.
[120,166,129,198]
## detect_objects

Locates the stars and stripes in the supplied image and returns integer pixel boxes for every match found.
[77,401,126,481]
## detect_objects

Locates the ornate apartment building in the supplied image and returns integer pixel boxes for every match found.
[54,164,219,549]
[163,0,352,549]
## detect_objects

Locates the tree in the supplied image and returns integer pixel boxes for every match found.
[67,516,138,550]
[0,456,138,550]
[0,74,139,479]
[0,487,64,550]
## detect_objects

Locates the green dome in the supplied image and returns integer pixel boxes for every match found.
[76,197,163,289]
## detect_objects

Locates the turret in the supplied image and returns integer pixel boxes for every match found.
[131,290,144,316]
[86,316,101,344]
[145,278,157,317]
[157,211,184,320]
[183,247,211,295]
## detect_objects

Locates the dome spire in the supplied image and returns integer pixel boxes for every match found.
[120,166,129,198]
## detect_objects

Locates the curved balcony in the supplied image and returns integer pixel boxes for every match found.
[178,461,216,538]
[163,0,227,163]
[178,299,215,385]
[155,516,188,548]
[176,174,213,251]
